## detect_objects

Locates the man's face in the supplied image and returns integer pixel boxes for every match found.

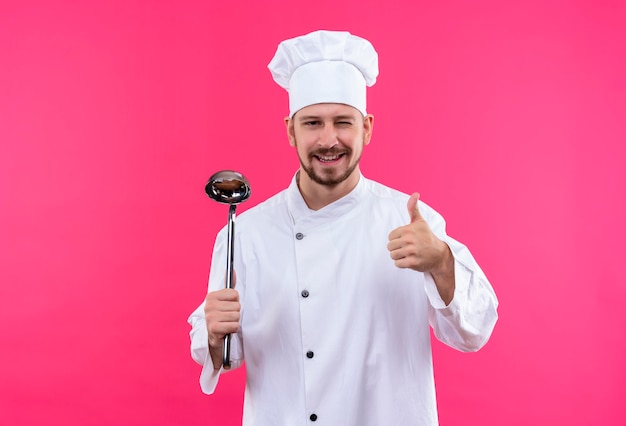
[286,103,374,187]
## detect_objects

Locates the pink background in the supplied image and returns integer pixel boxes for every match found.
[1,0,625,425]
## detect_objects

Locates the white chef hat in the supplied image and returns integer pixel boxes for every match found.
[267,30,379,117]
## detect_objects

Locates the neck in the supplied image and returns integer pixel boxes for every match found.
[296,168,361,211]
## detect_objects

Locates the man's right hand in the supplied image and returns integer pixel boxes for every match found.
[204,274,240,370]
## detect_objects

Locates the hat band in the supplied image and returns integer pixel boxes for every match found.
[288,60,367,117]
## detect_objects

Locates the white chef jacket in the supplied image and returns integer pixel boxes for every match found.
[188,173,498,426]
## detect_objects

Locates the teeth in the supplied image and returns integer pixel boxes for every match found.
[318,155,339,161]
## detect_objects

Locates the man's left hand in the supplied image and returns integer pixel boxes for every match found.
[387,193,455,303]
[387,193,451,273]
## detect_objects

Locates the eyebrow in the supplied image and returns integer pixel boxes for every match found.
[297,115,357,122]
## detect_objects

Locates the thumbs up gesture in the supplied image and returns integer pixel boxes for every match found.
[387,193,452,275]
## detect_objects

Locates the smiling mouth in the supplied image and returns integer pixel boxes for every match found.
[311,148,349,164]
[315,153,345,163]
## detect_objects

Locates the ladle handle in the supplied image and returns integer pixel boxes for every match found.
[223,204,237,368]
[223,334,232,369]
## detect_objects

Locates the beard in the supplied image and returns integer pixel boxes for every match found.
[297,144,362,187]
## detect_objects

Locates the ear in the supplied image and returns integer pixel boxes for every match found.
[362,114,374,146]
[284,116,296,147]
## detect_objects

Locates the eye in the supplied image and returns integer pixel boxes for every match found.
[303,120,320,126]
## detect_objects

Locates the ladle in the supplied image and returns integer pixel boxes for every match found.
[205,170,251,368]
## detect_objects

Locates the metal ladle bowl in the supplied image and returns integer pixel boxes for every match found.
[205,170,251,205]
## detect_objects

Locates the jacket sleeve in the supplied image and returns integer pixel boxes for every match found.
[420,202,499,352]
[187,229,244,394]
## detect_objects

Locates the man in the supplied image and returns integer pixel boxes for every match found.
[189,30,498,425]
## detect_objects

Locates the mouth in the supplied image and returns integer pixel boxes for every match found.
[311,149,349,165]
[315,153,344,163]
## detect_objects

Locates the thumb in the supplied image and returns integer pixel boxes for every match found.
[407,192,423,223]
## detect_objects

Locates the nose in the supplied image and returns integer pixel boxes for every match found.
[318,124,338,149]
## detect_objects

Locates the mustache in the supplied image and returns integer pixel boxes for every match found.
[309,147,351,157]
